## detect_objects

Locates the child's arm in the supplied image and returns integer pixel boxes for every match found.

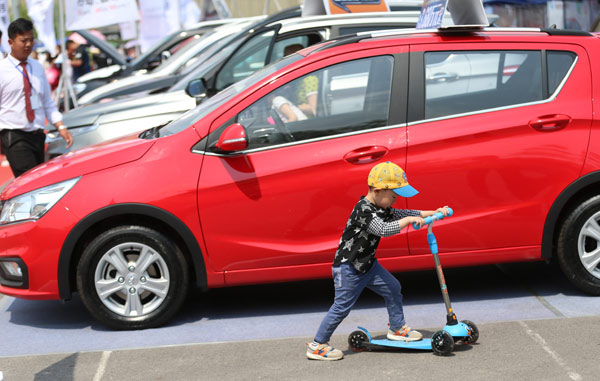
[420,206,451,218]
[393,206,451,229]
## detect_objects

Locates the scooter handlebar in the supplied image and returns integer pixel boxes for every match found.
[412,207,453,230]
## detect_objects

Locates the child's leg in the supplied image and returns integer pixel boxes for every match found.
[365,261,405,331]
[314,263,369,343]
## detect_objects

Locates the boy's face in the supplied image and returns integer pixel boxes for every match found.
[372,188,398,209]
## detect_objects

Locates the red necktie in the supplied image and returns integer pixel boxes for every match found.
[20,62,35,123]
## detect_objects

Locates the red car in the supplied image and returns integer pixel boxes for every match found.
[2,27,600,329]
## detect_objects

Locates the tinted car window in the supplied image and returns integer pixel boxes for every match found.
[548,51,576,95]
[207,55,393,152]
[215,30,275,91]
[424,51,543,119]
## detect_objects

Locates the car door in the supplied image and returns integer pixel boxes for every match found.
[197,48,409,285]
[405,42,592,259]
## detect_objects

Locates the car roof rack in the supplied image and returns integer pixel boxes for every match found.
[361,26,593,39]
[308,26,594,56]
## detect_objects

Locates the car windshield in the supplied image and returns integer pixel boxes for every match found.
[169,43,240,92]
[129,32,177,68]
[157,53,303,138]
[174,35,235,76]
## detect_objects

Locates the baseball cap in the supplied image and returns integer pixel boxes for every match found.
[368,161,419,197]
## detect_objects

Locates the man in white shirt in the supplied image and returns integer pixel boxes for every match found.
[0,18,72,177]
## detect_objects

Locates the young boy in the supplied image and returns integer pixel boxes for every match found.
[306,161,450,361]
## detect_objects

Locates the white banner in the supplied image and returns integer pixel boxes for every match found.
[0,0,9,55]
[119,21,137,41]
[27,0,57,55]
[139,0,201,53]
[66,0,139,30]
[181,0,201,28]
[139,0,174,53]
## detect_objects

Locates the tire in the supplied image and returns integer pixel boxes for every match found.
[348,330,368,352]
[431,330,454,356]
[461,320,479,344]
[76,226,189,330]
[557,196,600,295]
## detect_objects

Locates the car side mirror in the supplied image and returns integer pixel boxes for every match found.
[216,123,248,152]
[186,78,208,100]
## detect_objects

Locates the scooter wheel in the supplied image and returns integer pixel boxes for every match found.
[431,330,454,356]
[461,320,479,344]
[348,330,368,352]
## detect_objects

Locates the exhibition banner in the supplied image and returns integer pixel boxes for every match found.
[27,0,57,54]
[416,0,488,29]
[0,0,9,54]
[324,0,389,14]
[65,0,139,30]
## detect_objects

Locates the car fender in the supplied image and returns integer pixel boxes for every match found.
[542,170,600,259]
[57,203,207,300]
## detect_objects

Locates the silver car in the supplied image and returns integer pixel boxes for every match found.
[47,10,458,157]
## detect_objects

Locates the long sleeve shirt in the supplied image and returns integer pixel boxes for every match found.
[333,197,421,273]
[0,55,62,132]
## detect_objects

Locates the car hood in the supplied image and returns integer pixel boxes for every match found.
[2,135,155,199]
[63,91,189,128]
[77,64,122,83]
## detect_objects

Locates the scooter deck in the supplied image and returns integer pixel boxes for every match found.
[356,326,434,351]
[364,338,433,351]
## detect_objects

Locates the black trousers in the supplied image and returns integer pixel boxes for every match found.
[0,129,46,178]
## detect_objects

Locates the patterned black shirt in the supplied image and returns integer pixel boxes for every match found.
[333,197,421,273]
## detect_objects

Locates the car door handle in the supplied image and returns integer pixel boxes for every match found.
[529,114,571,131]
[344,146,389,164]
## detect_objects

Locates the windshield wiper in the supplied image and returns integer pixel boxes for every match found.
[139,122,170,139]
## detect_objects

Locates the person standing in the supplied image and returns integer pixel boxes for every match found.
[0,18,72,178]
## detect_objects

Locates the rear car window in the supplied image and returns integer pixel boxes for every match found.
[423,50,576,120]
[547,51,576,95]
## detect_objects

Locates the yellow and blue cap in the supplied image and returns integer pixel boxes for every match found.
[368,161,419,197]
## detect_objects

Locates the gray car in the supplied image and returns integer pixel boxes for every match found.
[47,10,458,157]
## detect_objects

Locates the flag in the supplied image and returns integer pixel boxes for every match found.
[0,0,9,55]
[27,0,57,55]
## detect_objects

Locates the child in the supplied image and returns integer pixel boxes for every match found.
[306,161,450,361]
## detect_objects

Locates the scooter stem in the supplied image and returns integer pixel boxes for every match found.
[428,223,458,325]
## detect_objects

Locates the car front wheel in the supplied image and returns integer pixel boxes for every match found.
[77,226,189,329]
[557,195,600,295]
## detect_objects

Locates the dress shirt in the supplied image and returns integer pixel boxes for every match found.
[0,54,62,132]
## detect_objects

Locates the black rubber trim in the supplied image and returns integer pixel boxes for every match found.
[57,203,207,300]
[310,34,367,54]
[0,257,28,289]
[541,28,592,37]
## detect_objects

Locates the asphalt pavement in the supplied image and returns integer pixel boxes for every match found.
[0,316,599,380]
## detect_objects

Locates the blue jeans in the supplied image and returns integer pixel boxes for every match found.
[314,260,406,344]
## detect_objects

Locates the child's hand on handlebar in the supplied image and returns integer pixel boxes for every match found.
[436,206,451,216]
[410,216,426,228]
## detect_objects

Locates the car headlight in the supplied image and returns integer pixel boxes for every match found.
[0,178,80,225]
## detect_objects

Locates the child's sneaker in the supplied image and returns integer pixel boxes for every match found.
[306,342,344,361]
[387,324,423,341]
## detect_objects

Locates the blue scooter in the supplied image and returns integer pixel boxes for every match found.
[347,208,479,356]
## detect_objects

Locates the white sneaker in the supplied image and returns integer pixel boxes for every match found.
[387,324,423,341]
[306,342,344,361]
